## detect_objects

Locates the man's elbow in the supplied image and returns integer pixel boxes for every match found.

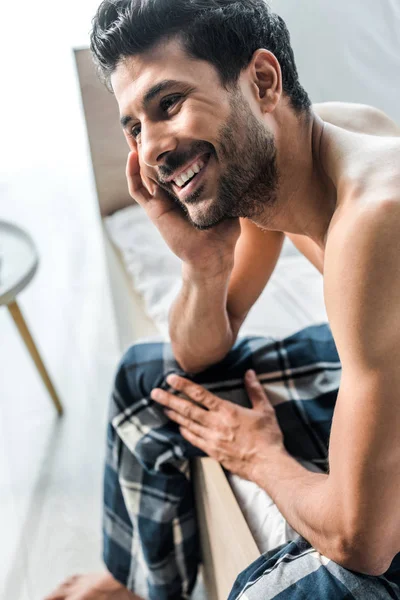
[170,327,237,374]
[174,356,213,375]
[171,344,231,375]
[331,531,393,576]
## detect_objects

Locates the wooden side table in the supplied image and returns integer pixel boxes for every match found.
[0,220,63,415]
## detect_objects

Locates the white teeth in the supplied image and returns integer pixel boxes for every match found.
[173,159,205,188]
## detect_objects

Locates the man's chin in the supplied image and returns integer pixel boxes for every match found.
[191,219,221,231]
[169,188,227,230]
[187,205,228,230]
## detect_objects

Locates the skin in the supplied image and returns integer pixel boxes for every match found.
[47,37,400,600]
[115,40,335,240]
[44,572,142,600]
[114,39,400,575]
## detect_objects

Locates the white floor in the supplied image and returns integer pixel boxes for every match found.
[0,2,123,598]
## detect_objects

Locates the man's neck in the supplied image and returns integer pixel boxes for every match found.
[254,109,337,250]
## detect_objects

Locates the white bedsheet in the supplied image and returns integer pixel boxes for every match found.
[105,206,327,340]
[105,205,327,554]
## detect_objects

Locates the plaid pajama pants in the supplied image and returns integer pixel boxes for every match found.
[103,323,400,599]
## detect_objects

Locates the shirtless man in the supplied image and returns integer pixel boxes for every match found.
[46,0,400,598]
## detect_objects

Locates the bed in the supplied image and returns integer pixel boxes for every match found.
[73,1,400,594]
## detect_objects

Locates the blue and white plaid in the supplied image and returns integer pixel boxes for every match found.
[103,323,400,599]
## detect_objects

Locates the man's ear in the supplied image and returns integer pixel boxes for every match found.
[249,49,282,113]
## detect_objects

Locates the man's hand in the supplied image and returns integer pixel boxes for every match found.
[126,150,241,276]
[150,370,285,482]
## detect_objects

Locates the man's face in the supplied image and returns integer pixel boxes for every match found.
[112,40,278,229]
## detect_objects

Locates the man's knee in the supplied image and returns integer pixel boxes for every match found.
[107,341,199,473]
[112,341,168,413]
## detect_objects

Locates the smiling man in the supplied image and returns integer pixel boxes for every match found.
[45,0,400,599]
[117,65,280,232]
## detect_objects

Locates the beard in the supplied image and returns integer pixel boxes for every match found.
[158,90,279,230]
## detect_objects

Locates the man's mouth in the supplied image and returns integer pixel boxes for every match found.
[170,153,211,199]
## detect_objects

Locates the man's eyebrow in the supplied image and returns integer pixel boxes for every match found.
[143,79,182,106]
[120,114,134,128]
[120,79,183,129]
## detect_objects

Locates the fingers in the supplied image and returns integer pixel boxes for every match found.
[179,426,209,453]
[126,150,167,201]
[126,150,153,206]
[165,375,221,410]
[150,388,211,426]
[164,408,213,440]
[142,172,157,196]
[125,152,191,232]
[244,370,269,410]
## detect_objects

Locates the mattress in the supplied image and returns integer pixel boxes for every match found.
[105,206,327,553]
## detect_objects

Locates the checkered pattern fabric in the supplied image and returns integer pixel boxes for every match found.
[229,536,400,599]
[103,324,400,599]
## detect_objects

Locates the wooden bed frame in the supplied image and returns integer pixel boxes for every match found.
[74,47,260,599]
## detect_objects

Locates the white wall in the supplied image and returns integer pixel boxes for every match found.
[271,0,400,122]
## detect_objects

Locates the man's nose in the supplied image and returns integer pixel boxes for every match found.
[141,123,178,168]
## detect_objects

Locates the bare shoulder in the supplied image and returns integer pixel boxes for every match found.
[324,192,400,365]
[327,193,400,257]
[326,146,400,265]
[325,112,400,213]
[314,101,400,137]
[351,134,400,203]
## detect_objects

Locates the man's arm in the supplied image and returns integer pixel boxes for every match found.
[170,102,399,374]
[251,199,400,575]
[154,197,400,575]
[169,222,284,372]
[323,198,400,569]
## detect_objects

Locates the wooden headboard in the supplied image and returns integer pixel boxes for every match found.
[74,47,136,216]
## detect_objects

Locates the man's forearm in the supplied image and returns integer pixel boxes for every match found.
[252,450,381,574]
[253,451,335,550]
[169,263,236,373]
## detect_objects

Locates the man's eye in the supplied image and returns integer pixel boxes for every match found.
[160,95,181,112]
[131,124,141,139]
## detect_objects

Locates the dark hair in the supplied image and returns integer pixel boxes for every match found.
[90,0,311,112]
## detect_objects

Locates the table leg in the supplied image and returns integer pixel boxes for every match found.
[7,300,63,416]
